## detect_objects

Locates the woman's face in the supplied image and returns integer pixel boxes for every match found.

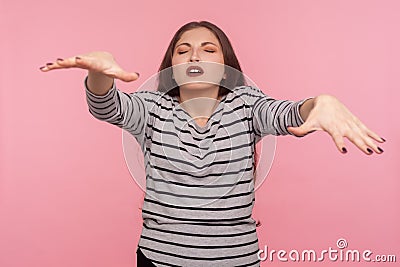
[171,27,225,91]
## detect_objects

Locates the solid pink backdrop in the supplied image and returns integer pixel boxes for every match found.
[1,0,399,266]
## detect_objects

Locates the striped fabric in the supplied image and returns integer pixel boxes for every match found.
[85,77,309,266]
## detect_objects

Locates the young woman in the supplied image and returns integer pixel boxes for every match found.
[40,21,384,267]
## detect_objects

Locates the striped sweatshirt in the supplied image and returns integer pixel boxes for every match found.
[85,78,309,266]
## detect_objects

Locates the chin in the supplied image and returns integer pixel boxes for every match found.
[179,82,219,91]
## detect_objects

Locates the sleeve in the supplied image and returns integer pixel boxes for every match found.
[251,87,313,138]
[84,76,150,140]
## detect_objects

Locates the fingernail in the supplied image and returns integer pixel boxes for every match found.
[367,148,373,154]
[46,62,53,66]
[39,66,46,70]
[75,57,81,60]
[57,58,64,61]
[381,137,386,142]
[342,147,347,153]
[378,147,384,153]
[135,72,140,77]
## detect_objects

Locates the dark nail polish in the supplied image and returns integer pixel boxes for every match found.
[46,62,53,65]
[135,72,140,77]
[342,147,347,153]
[57,58,64,61]
[381,137,386,142]
[378,147,384,153]
[75,57,81,60]
[39,66,46,70]
[367,148,373,154]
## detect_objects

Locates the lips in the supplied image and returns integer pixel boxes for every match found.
[186,65,204,77]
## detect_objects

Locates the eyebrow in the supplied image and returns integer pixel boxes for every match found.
[175,41,219,49]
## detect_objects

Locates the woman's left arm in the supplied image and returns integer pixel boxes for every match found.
[287,94,385,155]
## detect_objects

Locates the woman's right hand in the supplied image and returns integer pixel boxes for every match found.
[39,51,140,82]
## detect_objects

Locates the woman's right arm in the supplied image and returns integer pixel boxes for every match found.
[40,51,139,95]
[86,71,114,96]
[40,52,148,137]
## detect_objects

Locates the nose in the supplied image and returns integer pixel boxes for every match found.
[190,48,200,62]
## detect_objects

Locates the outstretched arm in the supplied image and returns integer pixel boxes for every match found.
[40,51,140,95]
[288,95,385,155]
[40,51,149,139]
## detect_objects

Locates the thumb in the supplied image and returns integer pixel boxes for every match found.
[287,124,317,137]
[115,71,140,82]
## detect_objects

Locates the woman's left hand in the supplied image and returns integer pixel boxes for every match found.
[287,94,385,155]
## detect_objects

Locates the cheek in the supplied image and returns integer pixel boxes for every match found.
[209,54,224,64]
[171,53,185,64]
[171,56,179,65]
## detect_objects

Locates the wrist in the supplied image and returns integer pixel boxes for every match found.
[87,71,114,96]
[299,98,315,121]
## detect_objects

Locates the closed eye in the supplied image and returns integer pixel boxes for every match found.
[205,50,215,53]
[178,51,188,55]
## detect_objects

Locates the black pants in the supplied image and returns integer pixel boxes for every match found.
[137,248,156,267]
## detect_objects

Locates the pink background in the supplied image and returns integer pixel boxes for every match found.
[1,0,399,266]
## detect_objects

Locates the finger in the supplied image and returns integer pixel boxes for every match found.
[287,126,302,137]
[352,120,385,153]
[57,56,85,68]
[330,131,348,154]
[101,67,140,82]
[40,57,80,72]
[287,122,317,137]
[356,129,384,154]
[74,56,104,71]
[353,118,386,144]
[366,128,386,143]
[75,56,139,81]
[114,71,140,82]
[363,136,384,154]
[39,63,54,72]
[39,59,64,71]
[345,132,375,155]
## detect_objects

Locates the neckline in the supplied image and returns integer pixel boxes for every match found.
[172,94,228,131]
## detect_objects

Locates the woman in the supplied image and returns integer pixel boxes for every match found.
[40,21,384,267]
